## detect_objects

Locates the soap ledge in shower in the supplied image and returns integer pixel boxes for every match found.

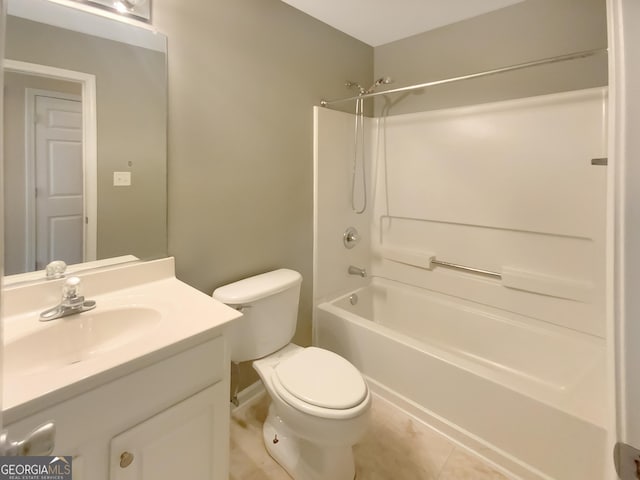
[501,266,593,303]
[379,247,435,270]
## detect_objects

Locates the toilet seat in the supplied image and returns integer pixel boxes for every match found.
[272,347,370,420]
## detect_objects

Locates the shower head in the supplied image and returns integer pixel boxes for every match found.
[365,76,393,94]
[345,80,366,94]
[344,77,394,96]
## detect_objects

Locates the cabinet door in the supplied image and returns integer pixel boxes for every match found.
[109,383,228,480]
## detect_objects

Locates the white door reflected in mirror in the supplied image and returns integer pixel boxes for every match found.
[34,93,84,270]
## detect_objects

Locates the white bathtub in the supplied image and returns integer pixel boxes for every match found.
[315,278,607,480]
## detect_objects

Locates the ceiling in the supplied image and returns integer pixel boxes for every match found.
[280,0,525,47]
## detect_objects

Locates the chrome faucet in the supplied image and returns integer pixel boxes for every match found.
[348,265,367,278]
[40,276,97,321]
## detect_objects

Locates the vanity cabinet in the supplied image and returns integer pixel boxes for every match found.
[4,336,230,480]
[109,384,223,480]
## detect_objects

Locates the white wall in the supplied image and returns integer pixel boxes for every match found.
[610,0,640,452]
[313,106,373,303]
[371,88,608,338]
[315,89,608,338]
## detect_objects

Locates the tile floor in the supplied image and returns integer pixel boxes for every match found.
[230,392,512,480]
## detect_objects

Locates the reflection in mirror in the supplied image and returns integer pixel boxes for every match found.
[83,0,151,23]
[4,60,97,276]
[5,71,84,271]
[3,0,167,279]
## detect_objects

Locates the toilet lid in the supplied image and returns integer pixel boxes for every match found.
[274,347,367,409]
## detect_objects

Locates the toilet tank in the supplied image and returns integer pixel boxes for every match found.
[212,269,302,362]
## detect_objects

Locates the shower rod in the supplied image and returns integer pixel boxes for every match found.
[320,48,607,107]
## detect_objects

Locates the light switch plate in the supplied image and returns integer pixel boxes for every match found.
[113,171,131,186]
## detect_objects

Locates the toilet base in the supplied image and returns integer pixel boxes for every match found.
[262,404,356,480]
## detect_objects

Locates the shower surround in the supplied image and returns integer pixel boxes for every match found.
[313,88,609,480]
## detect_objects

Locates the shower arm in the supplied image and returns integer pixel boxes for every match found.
[320,48,607,107]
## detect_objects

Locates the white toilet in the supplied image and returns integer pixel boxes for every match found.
[213,269,371,480]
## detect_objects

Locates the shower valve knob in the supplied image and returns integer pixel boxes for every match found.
[120,451,134,468]
[343,227,360,249]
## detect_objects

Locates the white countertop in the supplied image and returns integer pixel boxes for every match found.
[2,257,241,423]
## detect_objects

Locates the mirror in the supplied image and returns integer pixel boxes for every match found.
[3,0,167,279]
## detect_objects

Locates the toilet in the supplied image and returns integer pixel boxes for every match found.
[213,269,371,480]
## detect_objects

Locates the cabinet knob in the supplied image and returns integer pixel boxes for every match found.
[120,451,134,468]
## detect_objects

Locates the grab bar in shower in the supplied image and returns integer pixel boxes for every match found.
[381,247,501,279]
[431,259,501,279]
[381,247,593,302]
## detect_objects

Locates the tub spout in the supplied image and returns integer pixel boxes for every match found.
[348,265,367,277]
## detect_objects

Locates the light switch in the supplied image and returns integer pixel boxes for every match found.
[113,171,131,186]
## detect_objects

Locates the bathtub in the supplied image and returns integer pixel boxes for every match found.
[315,278,607,480]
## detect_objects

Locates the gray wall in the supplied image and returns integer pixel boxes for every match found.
[5,16,167,263]
[153,0,372,387]
[374,0,607,115]
[152,0,606,390]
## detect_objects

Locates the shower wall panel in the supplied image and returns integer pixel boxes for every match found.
[313,107,374,303]
[371,88,608,337]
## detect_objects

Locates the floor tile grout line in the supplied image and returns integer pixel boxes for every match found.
[436,446,456,480]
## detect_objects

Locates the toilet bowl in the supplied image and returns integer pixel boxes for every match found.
[213,269,371,480]
[255,344,371,480]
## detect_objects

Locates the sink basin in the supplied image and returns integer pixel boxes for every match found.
[4,305,163,377]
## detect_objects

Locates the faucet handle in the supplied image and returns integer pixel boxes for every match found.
[343,227,360,249]
[45,260,67,280]
[62,277,83,306]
